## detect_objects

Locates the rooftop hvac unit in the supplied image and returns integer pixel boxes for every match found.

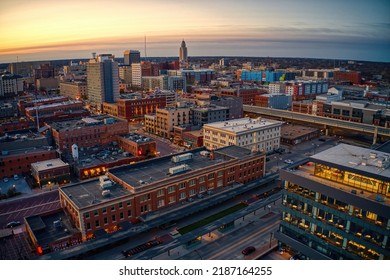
[171,153,193,163]
[200,151,210,157]
[168,164,189,175]
[102,190,111,197]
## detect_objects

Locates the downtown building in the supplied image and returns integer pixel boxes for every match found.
[58,145,266,240]
[59,81,87,100]
[203,117,283,152]
[50,115,128,153]
[123,50,141,66]
[87,54,119,112]
[0,73,23,99]
[277,144,390,260]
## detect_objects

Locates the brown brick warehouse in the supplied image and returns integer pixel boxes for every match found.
[58,146,266,241]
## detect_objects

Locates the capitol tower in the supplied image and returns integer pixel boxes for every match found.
[179,39,188,63]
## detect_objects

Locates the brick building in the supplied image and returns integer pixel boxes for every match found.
[217,88,262,105]
[0,147,57,180]
[31,158,71,188]
[116,96,166,122]
[18,96,68,116]
[58,146,266,240]
[116,133,157,158]
[50,116,128,153]
[334,70,361,84]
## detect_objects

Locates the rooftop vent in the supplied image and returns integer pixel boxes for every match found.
[102,190,111,197]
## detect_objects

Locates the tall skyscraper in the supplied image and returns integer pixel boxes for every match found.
[179,40,188,63]
[87,54,119,112]
[123,50,141,66]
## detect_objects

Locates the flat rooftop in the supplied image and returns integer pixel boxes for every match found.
[281,125,319,140]
[31,158,69,172]
[109,145,253,189]
[64,144,136,169]
[60,179,131,209]
[25,210,78,247]
[25,100,83,112]
[0,146,54,157]
[119,133,155,144]
[192,105,228,112]
[310,144,390,180]
[50,115,123,131]
[203,117,283,133]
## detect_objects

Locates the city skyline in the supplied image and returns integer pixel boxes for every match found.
[1,0,390,63]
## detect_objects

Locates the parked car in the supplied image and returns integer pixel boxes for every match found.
[6,221,21,228]
[242,246,256,255]
[284,159,294,164]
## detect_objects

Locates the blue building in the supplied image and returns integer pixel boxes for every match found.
[240,70,296,83]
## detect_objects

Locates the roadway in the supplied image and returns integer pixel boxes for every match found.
[243,105,390,141]
[176,213,280,260]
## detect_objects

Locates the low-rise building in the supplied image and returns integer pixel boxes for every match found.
[203,117,283,152]
[155,106,192,138]
[31,158,70,188]
[254,93,292,109]
[191,105,229,126]
[59,81,87,100]
[280,125,320,145]
[50,115,128,153]
[0,147,57,180]
[59,145,266,240]
[25,210,82,255]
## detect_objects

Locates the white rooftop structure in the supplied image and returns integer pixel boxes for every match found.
[31,158,69,172]
[204,117,282,134]
[311,144,390,179]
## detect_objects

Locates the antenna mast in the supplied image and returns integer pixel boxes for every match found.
[144,35,147,59]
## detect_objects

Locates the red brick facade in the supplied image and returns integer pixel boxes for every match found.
[59,150,265,240]
[117,97,166,122]
[0,149,57,179]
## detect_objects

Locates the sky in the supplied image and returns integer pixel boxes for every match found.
[1,0,389,63]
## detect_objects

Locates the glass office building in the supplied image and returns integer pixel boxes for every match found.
[276,144,390,259]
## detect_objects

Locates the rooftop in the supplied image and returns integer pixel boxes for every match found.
[109,146,253,189]
[281,125,319,140]
[31,158,69,172]
[192,105,228,112]
[25,100,83,112]
[310,144,390,180]
[25,210,78,247]
[203,117,283,133]
[60,178,131,209]
[50,115,122,131]
[0,146,54,157]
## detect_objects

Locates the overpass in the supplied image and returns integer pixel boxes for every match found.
[243,105,390,144]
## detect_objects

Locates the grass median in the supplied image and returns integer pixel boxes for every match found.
[177,202,248,235]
